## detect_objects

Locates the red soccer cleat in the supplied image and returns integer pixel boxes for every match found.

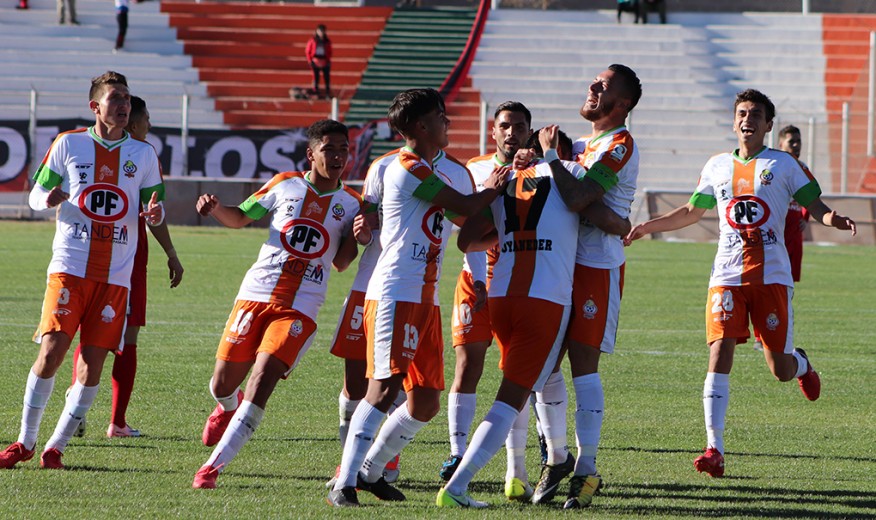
[694,447,724,478]
[796,349,820,401]
[40,448,64,469]
[0,442,35,469]
[193,464,220,489]
[202,390,243,447]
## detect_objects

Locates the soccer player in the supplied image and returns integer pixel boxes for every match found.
[441,101,535,499]
[625,89,856,478]
[0,71,165,470]
[69,95,184,438]
[327,88,504,507]
[530,64,642,508]
[191,119,366,489]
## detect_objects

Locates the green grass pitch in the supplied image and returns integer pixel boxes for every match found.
[0,220,874,519]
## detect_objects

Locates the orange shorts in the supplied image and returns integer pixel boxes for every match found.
[329,290,367,360]
[567,263,624,353]
[37,273,128,350]
[489,296,570,391]
[364,299,444,392]
[706,284,793,354]
[216,300,317,372]
[451,270,492,347]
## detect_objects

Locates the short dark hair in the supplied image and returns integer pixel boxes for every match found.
[89,71,128,101]
[494,101,532,128]
[735,89,776,122]
[130,96,147,121]
[526,127,573,160]
[307,119,348,147]
[778,124,800,138]
[608,64,642,112]
[387,88,445,137]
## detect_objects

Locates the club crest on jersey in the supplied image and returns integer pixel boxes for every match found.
[280,218,330,260]
[123,160,137,178]
[759,169,773,185]
[78,184,129,223]
[582,299,598,319]
[765,312,780,331]
[610,144,627,162]
[101,305,115,323]
[289,319,304,337]
[421,206,445,245]
[725,195,771,230]
[331,203,345,221]
[305,201,323,217]
[98,165,114,182]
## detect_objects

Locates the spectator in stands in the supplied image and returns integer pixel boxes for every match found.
[57,0,78,24]
[639,0,667,24]
[114,0,129,51]
[16,0,28,10]
[305,24,332,99]
[617,0,640,24]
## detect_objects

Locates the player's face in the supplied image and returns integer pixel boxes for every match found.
[491,110,530,162]
[733,101,772,148]
[307,132,350,183]
[419,107,451,149]
[580,69,624,122]
[779,131,802,158]
[91,84,131,130]
[127,108,151,141]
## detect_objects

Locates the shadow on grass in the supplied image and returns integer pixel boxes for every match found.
[65,464,176,475]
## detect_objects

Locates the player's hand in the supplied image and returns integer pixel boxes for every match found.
[140,192,163,225]
[196,193,219,216]
[512,148,535,170]
[624,224,649,246]
[167,255,184,288]
[472,280,487,313]
[484,165,511,191]
[353,213,373,246]
[539,125,560,154]
[45,186,69,208]
[829,211,857,236]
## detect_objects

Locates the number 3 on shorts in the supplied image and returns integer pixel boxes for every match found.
[710,290,734,314]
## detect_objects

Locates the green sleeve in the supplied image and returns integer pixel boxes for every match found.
[793,181,822,208]
[238,195,269,220]
[445,210,460,221]
[689,192,717,209]
[412,173,447,202]
[139,184,166,205]
[583,162,619,192]
[33,165,63,190]
[363,201,378,214]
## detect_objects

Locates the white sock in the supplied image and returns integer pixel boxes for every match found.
[505,399,530,482]
[535,371,568,465]
[448,392,476,457]
[572,373,604,476]
[334,400,385,490]
[362,405,426,483]
[205,401,265,470]
[18,370,55,450]
[792,350,809,378]
[531,393,544,439]
[44,381,99,453]
[445,401,518,496]
[210,377,241,412]
[338,392,360,449]
[703,372,729,454]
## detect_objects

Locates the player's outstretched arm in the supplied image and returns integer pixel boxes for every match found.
[805,198,857,236]
[196,193,254,229]
[581,201,632,236]
[148,220,184,288]
[540,125,605,213]
[430,166,510,217]
[624,202,706,245]
[458,211,498,253]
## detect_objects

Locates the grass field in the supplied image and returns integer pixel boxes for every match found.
[0,220,874,519]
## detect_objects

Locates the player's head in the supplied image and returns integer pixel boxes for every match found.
[126,96,151,141]
[778,124,802,159]
[306,119,350,182]
[492,101,532,163]
[388,88,449,149]
[526,127,573,161]
[733,89,775,147]
[315,24,327,38]
[89,71,130,130]
[580,64,642,123]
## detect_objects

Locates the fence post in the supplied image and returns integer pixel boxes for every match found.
[331,96,339,121]
[802,0,809,15]
[841,102,849,194]
[23,88,38,219]
[181,93,190,177]
[807,116,815,171]
[869,32,875,156]
[479,99,488,156]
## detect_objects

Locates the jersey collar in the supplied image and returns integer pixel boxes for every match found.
[89,126,129,151]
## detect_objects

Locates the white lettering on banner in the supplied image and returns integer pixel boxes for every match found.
[0,127,26,182]
[205,136,257,178]
[260,133,306,175]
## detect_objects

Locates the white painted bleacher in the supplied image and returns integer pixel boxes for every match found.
[472,9,830,202]
[0,0,225,128]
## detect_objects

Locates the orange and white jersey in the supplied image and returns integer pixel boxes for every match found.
[487,159,583,305]
[572,126,638,269]
[235,171,362,320]
[366,147,474,305]
[689,148,821,287]
[462,153,504,279]
[32,127,164,289]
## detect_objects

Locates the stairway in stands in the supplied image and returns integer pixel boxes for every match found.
[343,7,481,161]
[161,1,392,129]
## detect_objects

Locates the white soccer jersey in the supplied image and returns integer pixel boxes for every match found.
[488,159,583,305]
[31,127,164,289]
[572,126,638,269]
[689,147,821,287]
[461,153,504,278]
[234,171,362,320]
[365,147,474,305]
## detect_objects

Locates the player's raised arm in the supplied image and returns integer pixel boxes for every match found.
[196,193,254,229]
[540,125,606,213]
[429,167,508,218]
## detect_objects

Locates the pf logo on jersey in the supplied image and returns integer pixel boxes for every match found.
[78,184,129,223]
[280,218,330,260]
[725,195,771,230]
[421,206,445,245]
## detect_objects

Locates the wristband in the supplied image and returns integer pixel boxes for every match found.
[544,148,560,163]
